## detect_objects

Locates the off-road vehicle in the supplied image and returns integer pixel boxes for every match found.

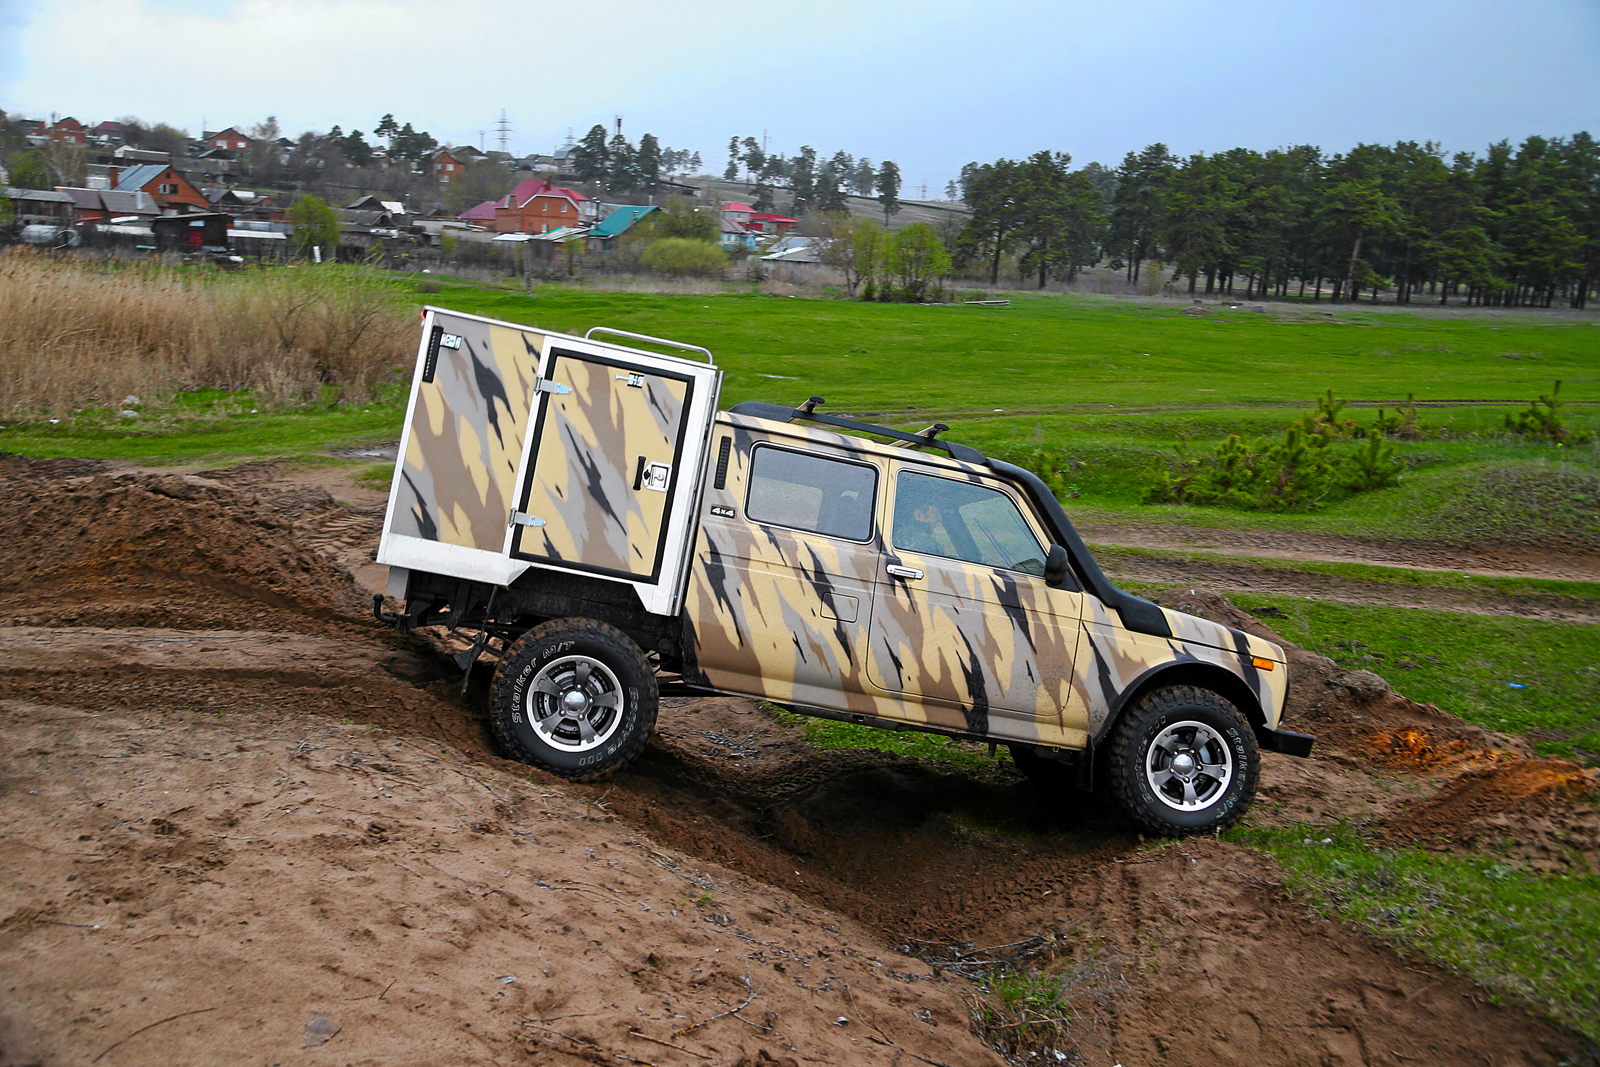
[376,308,1313,835]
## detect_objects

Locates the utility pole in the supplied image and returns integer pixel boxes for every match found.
[496,110,511,154]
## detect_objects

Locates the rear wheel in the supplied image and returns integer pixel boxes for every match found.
[1108,686,1258,836]
[490,618,657,781]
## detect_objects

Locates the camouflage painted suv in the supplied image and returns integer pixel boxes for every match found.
[376,308,1313,836]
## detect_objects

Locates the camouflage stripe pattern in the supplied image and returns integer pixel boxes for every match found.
[517,354,690,580]
[390,317,544,551]
[683,413,1289,750]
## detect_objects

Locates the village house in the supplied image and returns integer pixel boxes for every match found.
[2,187,74,224]
[720,201,754,227]
[111,164,210,213]
[56,188,160,227]
[205,187,284,222]
[432,147,467,184]
[467,178,595,234]
[587,204,657,251]
[203,127,252,153]
[747,210,798,235]
[48,117,87,145]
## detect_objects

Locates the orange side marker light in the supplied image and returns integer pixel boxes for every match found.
[1251,656,1275,671]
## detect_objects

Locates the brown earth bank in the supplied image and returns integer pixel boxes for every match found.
[1,458,1597,1067]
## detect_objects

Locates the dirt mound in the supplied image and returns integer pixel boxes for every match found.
[0,451,116,481]
[0,470,366,631]
[1381,759,1600,872]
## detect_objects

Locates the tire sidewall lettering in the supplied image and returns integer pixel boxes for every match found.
[489,619,658,781]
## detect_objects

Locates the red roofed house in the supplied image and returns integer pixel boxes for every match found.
[485,178,593,233]
[720,201,754,226]
[457,199,498,227]
[747,211,798,235]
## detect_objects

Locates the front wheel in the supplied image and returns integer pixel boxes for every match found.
[1108,686,1258,836]
[490,618,658,781]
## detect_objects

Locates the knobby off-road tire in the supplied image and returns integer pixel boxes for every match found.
[1108,685,1259,836]
[490,618,658,781]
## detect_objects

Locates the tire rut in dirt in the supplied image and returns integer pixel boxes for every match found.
[600,730,1137,942]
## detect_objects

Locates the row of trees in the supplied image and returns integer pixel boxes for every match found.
[721,137,902,222]
[956,133,1599,308]
[568,125,700,195]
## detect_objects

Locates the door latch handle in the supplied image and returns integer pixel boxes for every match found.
[886,564,924,580]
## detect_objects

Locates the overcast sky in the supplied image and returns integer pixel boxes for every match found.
[3,0,1596,195]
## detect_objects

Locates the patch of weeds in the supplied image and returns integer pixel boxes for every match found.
[799,718,994,769]
[1231,823,1600,1042]
[757,700,996,768]
[969,945,1129,1064]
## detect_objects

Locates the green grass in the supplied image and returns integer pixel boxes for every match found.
[764,705,995,769]
[1227,595,1600,763]
[1229,824,1600,1042]
[0,389,406,464]
[407,288,1600,414]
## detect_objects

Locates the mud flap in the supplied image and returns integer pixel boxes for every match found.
[1260,728,1315,758]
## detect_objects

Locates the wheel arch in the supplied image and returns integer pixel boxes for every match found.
[1101,661,1268,744]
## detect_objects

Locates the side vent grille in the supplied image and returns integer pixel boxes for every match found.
[713,436,732,490]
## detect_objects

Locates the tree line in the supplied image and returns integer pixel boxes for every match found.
[955,134,1599,308]
[718,137,903,223]
[566,125,701,196]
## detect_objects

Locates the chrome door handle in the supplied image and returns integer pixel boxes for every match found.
[886,564,923,580]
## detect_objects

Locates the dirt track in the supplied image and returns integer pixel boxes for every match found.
[1,457,1597,1067]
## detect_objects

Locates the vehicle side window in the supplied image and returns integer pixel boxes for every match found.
[893,471,1047,575]
[746,446,877,541]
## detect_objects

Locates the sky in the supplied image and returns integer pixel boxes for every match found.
[2,0,1597,196]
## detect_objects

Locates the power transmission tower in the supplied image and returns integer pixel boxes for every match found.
[496,110,511,154]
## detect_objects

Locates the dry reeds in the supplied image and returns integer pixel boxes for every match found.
[0,249,415,416]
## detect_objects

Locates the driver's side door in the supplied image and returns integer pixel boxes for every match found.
[865,468,1086,741]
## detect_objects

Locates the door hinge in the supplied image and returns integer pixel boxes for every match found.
[535,378,572,395]
[509,510,547,528]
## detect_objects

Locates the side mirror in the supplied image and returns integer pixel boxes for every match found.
[1044,544,1070,587]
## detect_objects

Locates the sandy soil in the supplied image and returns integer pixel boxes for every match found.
[1,457,1597,1067]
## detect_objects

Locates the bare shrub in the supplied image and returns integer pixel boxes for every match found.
[0,249,413,415]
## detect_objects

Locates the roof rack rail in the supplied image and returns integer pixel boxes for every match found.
[726,397,984,464]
